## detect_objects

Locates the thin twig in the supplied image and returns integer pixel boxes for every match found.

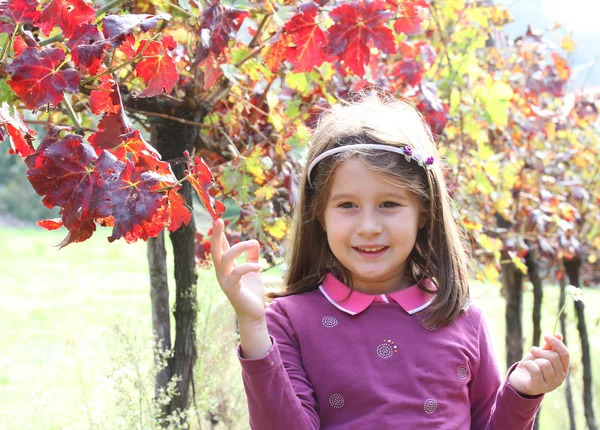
[81,33,161,85]
[38,33,63,47]
[125,107,209,128]
[96,0,126,18]
[162,0,194,18]
[62,93,83,134]
[0,24,19,62]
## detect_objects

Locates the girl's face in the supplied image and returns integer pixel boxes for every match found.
[322,158,425,294]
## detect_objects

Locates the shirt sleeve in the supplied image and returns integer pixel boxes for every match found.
[469,312,544,430]
[237,300,320,430]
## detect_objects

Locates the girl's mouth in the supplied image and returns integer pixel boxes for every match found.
[353,246,389,258]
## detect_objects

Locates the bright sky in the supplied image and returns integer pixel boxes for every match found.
[541,0,600,32]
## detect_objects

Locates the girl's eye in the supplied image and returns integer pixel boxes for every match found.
[382,201,400,208]
[338,202,355,209]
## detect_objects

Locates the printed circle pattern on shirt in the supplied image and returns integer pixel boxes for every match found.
[376,339,398,359]
[329,393,344,409]
[424,398,438,414]
[322,316,338,328]
[420,319,437,331]
[457,365,468,380]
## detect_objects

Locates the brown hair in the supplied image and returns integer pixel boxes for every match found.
[269,91,472,327]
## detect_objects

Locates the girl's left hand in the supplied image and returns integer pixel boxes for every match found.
[508,333,570,397]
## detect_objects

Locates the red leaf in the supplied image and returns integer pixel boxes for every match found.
[37,218,63,230]
[102,13,172,47]
[264,31,292,73]
[6,47,80,110]
[94,154,175,242]
[283,3,327,72]
[88,112,131,156]
[25,134,98,210]
[57,204,97,248]
[66,24,107,75]
[113,130,159,162]
[201,52,223,90]
[166,188,191,231]
[38,0,96,38]
[3,0,41,24]
[196,0,249,61]
[13,36,28,57]
[90,79,121,115]
[117,34,137,59]
[417,82,448,136]
[0,22,16,33]
[393,59,423,86]
[394,1,427,35]
[134,38,178,97]
[0,101,36,158]
[327,0,395,76]
[184,150,225,220]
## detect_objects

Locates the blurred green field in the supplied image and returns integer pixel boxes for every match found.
[1,227,599,429]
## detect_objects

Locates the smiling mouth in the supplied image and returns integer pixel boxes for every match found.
[353,246,389,256]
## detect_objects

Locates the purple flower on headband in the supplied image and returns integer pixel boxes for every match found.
[426,156,434,166]
[403,146,413,156]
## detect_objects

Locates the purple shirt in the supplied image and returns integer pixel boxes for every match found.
[238,274,543,429]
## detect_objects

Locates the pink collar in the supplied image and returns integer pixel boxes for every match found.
[318,273,436,315]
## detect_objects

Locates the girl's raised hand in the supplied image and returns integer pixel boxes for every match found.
[210,218,266,324]
[508,333,570,397]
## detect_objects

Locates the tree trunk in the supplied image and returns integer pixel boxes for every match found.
[168,166,198,413]
[558,272,577,430]
[525,245,543,348]
[563,256,598,430]
[148,230,171,413]
[525,245,543,430]
[125,90,208,414]
[501,252,524,369]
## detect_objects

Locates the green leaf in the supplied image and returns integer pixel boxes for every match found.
[474,170,493,195]
[285,72,311,95]
[0,80,16,107]
[484,81,513,127]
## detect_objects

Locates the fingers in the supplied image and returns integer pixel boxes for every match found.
[521,360,546,391]
[245,240,260,264]
[541,334,570,373]
[230,262,261,280]
[210,218,225,263]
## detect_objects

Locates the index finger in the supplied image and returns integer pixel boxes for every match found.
[544,334,570,373]
[210,219,224,263]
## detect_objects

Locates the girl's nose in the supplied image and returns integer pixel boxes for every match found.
[356,213,383,236]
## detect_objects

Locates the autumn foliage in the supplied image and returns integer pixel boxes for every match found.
[0,0,598,280]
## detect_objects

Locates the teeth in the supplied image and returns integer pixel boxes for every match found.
[357,247,385,252]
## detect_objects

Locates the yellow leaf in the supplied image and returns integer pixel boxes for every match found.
[265,218,288,240]
[255,185,277,200]
[479,234,496,252]
[269,111,284,132]
[561,35,576,53]
[266,92,279,112]
[484,263,499,282]
[545,121,556,142]
[588,254,597,264]
[513,256,528,275]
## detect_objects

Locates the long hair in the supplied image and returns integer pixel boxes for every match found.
[269,91,472,327]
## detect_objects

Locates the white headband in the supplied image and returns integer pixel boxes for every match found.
[307,143,435,186]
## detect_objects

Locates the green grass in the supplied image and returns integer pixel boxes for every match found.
[1,226,599,429]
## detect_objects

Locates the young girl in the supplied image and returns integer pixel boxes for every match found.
[210,93,570,429]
